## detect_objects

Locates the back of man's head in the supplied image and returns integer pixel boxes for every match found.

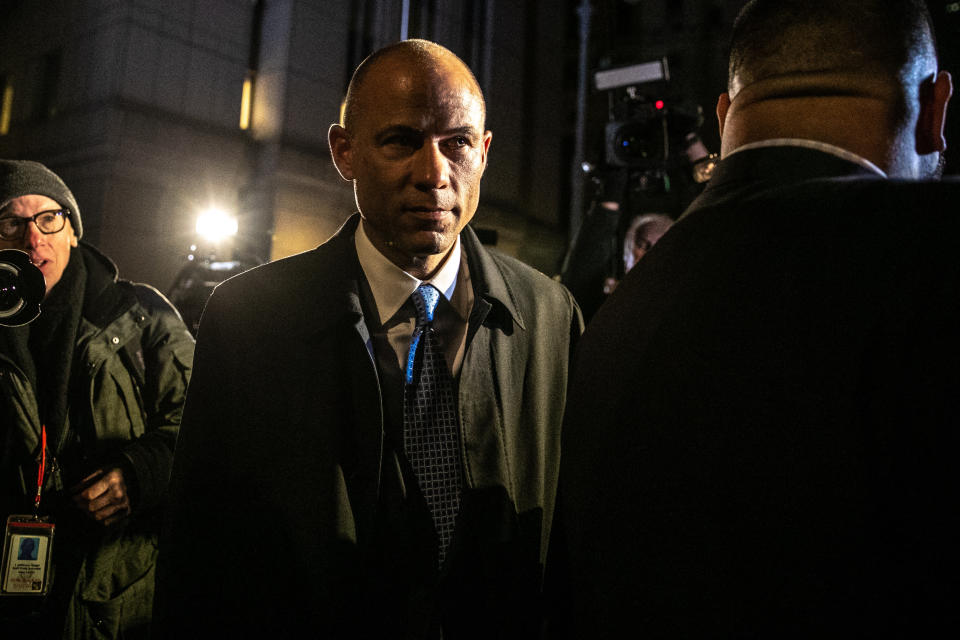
[729,0,936,98]
[720,0,951,178]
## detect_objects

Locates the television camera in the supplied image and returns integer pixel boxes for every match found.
[167,207,263,337]
[562,57,716,321]
[593,57,715,200]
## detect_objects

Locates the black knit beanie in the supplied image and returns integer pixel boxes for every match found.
[0,159,82,238]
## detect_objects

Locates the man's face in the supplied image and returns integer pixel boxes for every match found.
[0,194,77,295]
[331,55,492,275]
[629,217,673,267]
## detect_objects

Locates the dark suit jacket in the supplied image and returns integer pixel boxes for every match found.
[557,146,960,637]
[155,215,582,639]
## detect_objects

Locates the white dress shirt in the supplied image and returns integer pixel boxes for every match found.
[354,220,473,377]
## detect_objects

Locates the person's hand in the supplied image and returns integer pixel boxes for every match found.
[71,467,131,526]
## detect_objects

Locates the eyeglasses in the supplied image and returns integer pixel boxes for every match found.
[0,209,70,240]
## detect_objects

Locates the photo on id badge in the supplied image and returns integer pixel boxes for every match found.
[1,520,54,595]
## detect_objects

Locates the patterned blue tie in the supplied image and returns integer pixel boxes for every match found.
[404,283,463,568]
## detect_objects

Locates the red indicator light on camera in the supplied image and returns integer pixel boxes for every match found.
[655,100,665,110]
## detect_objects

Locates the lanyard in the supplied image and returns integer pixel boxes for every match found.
[34,424,47,515]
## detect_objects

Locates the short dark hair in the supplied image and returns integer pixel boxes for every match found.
[341,39,485,132]
[728,0,938,94]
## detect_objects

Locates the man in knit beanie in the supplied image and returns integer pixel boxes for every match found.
[0,160,194,638]
[0,160,82,295]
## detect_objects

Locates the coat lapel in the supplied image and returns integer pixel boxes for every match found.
[457,228,526,498]
[292,215,385,540]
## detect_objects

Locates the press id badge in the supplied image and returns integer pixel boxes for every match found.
[0,516,55,596]
[2,425,55,596]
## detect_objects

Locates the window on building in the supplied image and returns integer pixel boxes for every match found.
[240,71,254,130]
[34,51,61,120]
[241,0,264,131]
[0,76,12,135]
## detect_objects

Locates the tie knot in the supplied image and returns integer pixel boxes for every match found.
[412,284,440,325]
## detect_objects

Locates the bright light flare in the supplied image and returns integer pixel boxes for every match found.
[196,208,238,243]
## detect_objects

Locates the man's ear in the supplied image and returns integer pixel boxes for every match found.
[480,130,492,172]
[917,70,953,154]
[328,124,355,181]
[67,220,78,248]
[716,92,732,139]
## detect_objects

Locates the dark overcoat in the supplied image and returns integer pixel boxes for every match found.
[557,146,960,637]
[156,215,582,638]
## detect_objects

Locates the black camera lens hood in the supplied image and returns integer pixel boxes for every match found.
[0,249,45,326]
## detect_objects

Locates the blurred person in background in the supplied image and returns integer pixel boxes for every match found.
[621,213,673,274]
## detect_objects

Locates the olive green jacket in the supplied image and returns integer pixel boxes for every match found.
[0,243,193,639]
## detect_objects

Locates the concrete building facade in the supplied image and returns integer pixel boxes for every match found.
[0,0,574,290]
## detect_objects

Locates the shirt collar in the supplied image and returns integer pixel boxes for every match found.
[354,220,462,325]
[726,138,887,177]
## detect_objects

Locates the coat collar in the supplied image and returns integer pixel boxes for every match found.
[684,145,882,219]
[79,242,134,329]
[302,213,526,338]
[282,215,367,342]
[460,220,526,332]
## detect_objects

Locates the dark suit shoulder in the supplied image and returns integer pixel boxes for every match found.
[198,227,360,341]
[695,168,960,218]
[201,250,316,326]
[212,245,331,301]
[779,173,960,205]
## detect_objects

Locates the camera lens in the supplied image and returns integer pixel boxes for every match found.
[0,249,44,326]
[0,263,25,319]
[607,118,665,168]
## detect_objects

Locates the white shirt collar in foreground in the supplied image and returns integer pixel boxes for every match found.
[354,219,462,326]
[726,138,887,177]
